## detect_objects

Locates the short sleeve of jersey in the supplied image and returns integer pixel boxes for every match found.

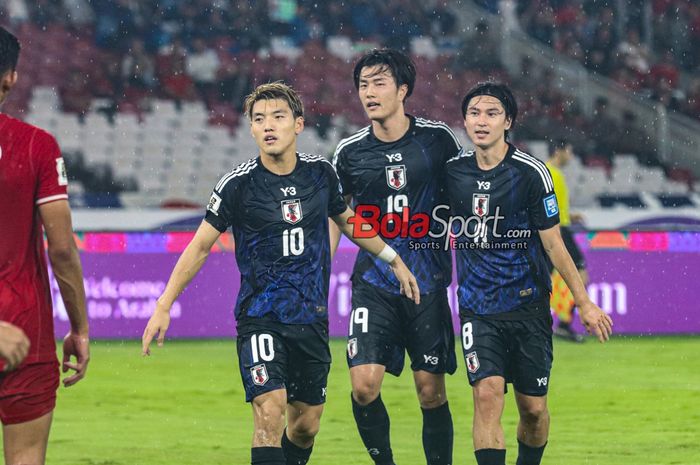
[323,161,348,217]
[204,176,240,232]
[34,132,68,205]
[527,164,560,230]
[439,125,462,164]
[332,146,352,197]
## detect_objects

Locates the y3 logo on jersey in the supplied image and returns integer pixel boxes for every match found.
[477,180,491,190]
[280,187,297,196]
[385,153,403,162]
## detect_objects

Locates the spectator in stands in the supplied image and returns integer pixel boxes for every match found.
[217,60,253,111]
[589,96,618,161]
[649,50,680,90]
[60,71,92,121]
[452,21,501,74]
[585,25,616,75]
[616,28,651,75]
[684,77,700,120]
[186,37,220,102]
[161,53,198,104]
[121,38,156,90]
[614,111,656,165]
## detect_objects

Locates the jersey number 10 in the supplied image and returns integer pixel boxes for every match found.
[283,227,304,256]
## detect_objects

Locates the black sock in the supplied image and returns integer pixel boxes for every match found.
[251,447,285,465]
[421,401,453,465]
[282,430,313,465]
[516,440,547,465]
[474,448,506,465]
[351,393,395,465]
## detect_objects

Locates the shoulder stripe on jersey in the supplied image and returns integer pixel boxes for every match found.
[332,126,370,166]
[415,118,462,149]
[36,194,69,206]
[299,153,334,169]
[215,158,257,191]
[446,148,474,164]
[514,149,553,191]
[512,150,553,192]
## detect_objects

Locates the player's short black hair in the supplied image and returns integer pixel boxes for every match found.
[461,82,518,139]
[353,48,416,101]
[0,27,20,75]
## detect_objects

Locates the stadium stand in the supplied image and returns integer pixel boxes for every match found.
[1,0,697,210]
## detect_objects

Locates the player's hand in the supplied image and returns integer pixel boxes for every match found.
[0,322,30,372]
[389,256,421,305]
[62,330,90,387]
[142,305,171,356]
[578,301,613,343]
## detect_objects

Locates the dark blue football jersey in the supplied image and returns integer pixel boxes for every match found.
[445,143,560,316]
[333,115,462,295]
[205,153,347,324]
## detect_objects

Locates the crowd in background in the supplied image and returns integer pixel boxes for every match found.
[516,0,700,120]
[0,0,697,187]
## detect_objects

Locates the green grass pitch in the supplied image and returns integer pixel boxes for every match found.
[22,336,700,464]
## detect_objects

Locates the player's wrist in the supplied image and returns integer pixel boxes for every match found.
[377,244,397,264]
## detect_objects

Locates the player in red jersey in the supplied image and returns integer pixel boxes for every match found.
[0,26,89,465]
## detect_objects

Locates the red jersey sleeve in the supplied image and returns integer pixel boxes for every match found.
[34,131,68,205]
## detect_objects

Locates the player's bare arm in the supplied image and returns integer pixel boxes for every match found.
[39,199,90,386]
[328,194,353,258]
[0,321,30,371]
[142,220,221,355]
[539,225,613,342]
[332,206,420,304]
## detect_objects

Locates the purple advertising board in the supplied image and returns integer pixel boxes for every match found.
[51,232,700,338]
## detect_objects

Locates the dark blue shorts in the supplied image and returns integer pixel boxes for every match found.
[347,280,457,377]
[237,318,330,404]
[460,311,553,396]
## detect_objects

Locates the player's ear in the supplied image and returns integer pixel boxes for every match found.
[504,116,512,131]
[295,116,304,134]
[0,70,17,95]
[398,83,408,102]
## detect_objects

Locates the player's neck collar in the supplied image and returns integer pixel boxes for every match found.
[370,114,414,144]
[258,151,298,176]
[474,142,513,172]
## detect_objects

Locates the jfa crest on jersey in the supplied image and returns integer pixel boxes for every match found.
[333,116,462,295]
[205,153,347,324]
[386,165,406,190]
[281,199,303,224]
[473,193,489,217]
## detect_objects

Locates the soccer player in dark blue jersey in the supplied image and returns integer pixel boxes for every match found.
[330,49,461,465]
[445,82,614,465]
[142,82,420,465]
